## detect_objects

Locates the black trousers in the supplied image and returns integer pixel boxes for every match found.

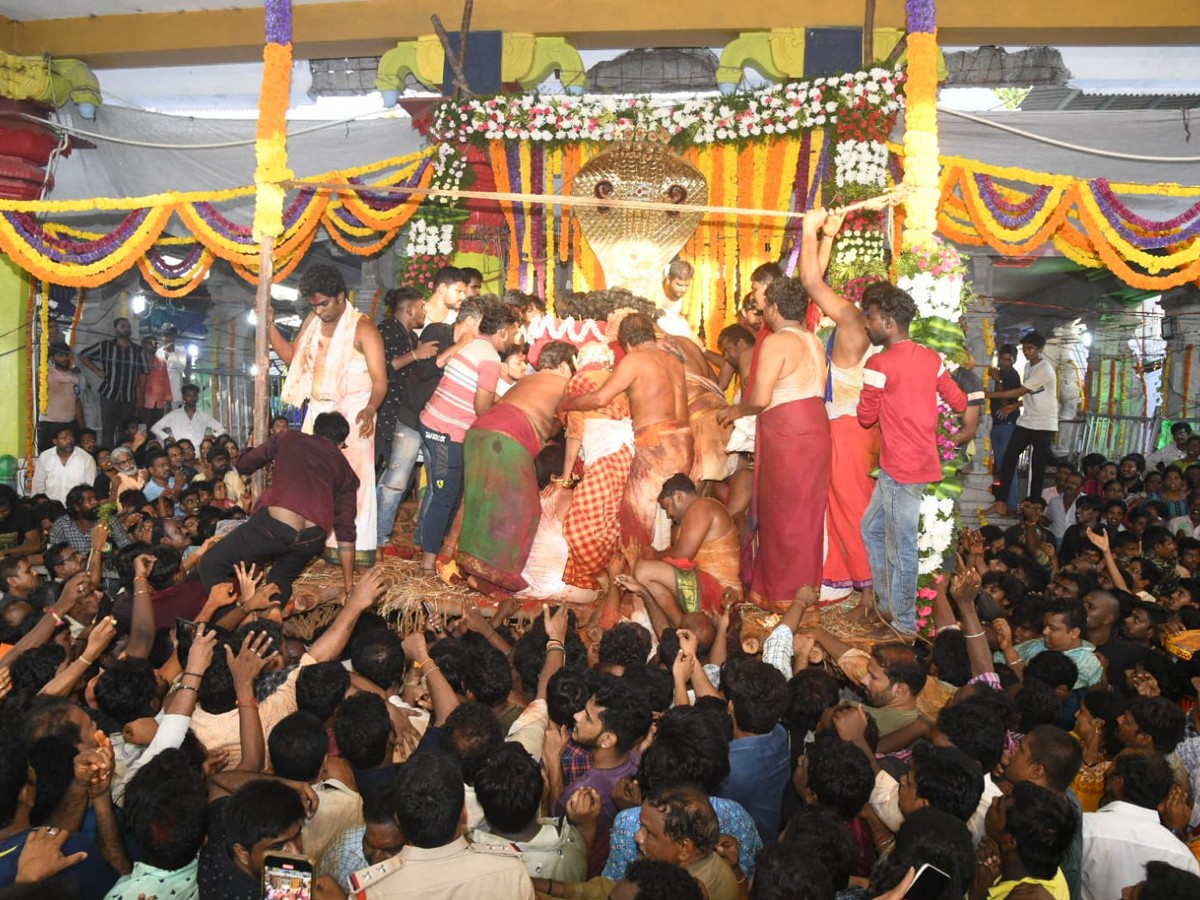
[995,426,1055,505]
[198,508,326,602]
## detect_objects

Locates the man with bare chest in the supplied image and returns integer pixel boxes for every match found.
[561,313,695,565]
[458,341,578,593]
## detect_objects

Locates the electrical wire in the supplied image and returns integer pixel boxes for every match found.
[937,106,1200,164]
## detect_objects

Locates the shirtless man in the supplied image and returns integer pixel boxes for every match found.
[717,324,756,398]
[458,341,578,593]
[665,334,734,489]
[561,313,694,563]
[618,473,741,628]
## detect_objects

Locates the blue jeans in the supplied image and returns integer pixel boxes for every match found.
[376,421,423,544]
[990,420,1018,508]
[413,426,463,554]
[861,470,927,634]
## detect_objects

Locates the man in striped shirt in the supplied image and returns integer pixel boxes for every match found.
[81,317,148,446]
[413,299,519,576]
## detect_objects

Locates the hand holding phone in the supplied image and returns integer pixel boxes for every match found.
[262,852,313,900]
[904,863,951,900]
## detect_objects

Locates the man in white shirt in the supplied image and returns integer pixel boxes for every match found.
[1046,469,1084,545]
[985,331,1058,518]
[1148,421,1192,472]
[1167,492,1200,539]
[158,324,190,410]
[1080,749,1199,900]
[150,383,226,447]
[32,425,96,505]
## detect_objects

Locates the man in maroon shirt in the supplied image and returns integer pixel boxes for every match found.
[857,284,966,636]
[199,412,359,601]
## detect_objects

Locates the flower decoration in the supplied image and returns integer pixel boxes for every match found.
[400,253,451,295]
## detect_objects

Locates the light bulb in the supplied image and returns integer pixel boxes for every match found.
[187,343,199,359]
[247,309,258,325]
[130,294,147,315]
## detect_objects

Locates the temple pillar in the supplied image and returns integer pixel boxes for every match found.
[0,255,29,462]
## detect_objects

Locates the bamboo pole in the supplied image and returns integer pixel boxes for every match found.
[253,237,273,453]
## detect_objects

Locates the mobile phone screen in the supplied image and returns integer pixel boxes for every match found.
[262,854,313,900]
[904,863,951,900]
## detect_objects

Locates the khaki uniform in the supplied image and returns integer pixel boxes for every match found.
[350,836,535,899]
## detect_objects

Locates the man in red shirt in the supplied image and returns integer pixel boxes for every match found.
[857,284,966,636]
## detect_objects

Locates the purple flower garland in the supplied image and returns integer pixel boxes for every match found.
[264,0,292,45]
[6,209,151,265]
[906,0,936,34]
[974,175,1053,229]
[1092,179,1200,232]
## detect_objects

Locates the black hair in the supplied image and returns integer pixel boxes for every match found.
[392,750,465,848]
[617,312,657,349]
[657,473,698,501]
[937,696,1008,773]
[861,283,917,331]
[428,639,471,695]
[295,661,351,722]
[1043,598,1087,635]
[28,735,79,827]
[782,805,858,889]
[871,643,927,696]
[299,264,347,299]
[478,298,519,336]
[473,741,544,833]
[783,668,840,736]
[806,735,873,819]
[431,266,466,290]
[1128,696,1186,753]
[333,692,392,770]
[268,711,328,783]
[124,749,208,871]
[750,262,784,286]
[313,411,350,445]
[1021,331,1047,349]
[636,705,730,794]
[1112,748,1174,809]
[598,621,652,670]
[546,667,598,728]
[931,629,971,687]
[1025,650,1079,691]
[910,740,985,823]
[873,808,974,900]
[622,859,704,900]
[443,701,503,785]
[593,676,653,752]
[64,484,94,514]
[350,630,406,693]
[1080,689,1128,759]
[223,778,305,852]
[750,843,835,900]
[763,276,810,322]
[1023,725,1084,792]
[1141,861,1200,900]
[718,323,755,347]
[464,642,513,707]
[647,785,720,854]
[997,343,1018,358]
[536,340,577,372]
[1006,781,1078,879]
[726,658,788,735]
[0,730,27,830]
[1014,678,1063,733]
[384,286,424,312]
[94,658,157,725]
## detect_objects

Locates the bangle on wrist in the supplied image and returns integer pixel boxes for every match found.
[421,663,441,678]
[183,671,204,680]
[48,610,64,626]
[236,697,258,709]
[964,631,985,639]
[78,655,95,667]
[177,684,198,693]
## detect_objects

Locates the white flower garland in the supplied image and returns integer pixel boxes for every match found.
[834,139,889,188]
[917,494,958,575]
[430,68,904,145]
[898,272,965,321]
[404,145,467,258]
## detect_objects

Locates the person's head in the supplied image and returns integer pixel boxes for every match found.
[573,676,653,753]
[1125,861,1200,900]
[385,286,426,330]
[1020,330,1047,363]
[617,312,658,351]
[985,781,1078,881]
[114,316,132,338]
[312,411,350,446]
[1119,696,1186,754]
[717,323,755,368]
[268,712,328,783]
[656,473,699,525]
[635,785,719,865]
[179,383,200,409]
[930,629,971,687]
[43,542,82,581]
[332,692,393,770]
[800,734,874,819]
[299,264,348,323]
[872,808,974,900]
[1171,421,1194,450]
[48,341,71,371]
[863,643,925,708]
[862,283,917,345]
[50,424,75,454]
[270,416,289,436]
[1041,599,1086,651]
[1124,600,1169,645]
[635,705,730,795]
[781,806,857,889]
[391,751,465,849]
[935,695,1008,774]
[1006,724,1083,792]
[474,741,544,834]
[546,667,599,728]
[613,859,704,900]
[295,661,350,723]
[725,658,788,735]
[222,778,306,878]
[443,701,503,785]
[123,749,208,872]
[749,842,835,900]
[1074,688,1128,757]
[749,261,784,307]
[1106,748,1174,810]
[664,260,694,301]
[762,276,809,328]
[534,340,576,377]
[996,344,1017,370]
[478,298,519,344]
[598,621,652,673]
[460,266,484,297]
[431,266,468,309]
[0,555,37,598]
[94,658,159,725]
[350,630,405,693]
[79,428,97,453]
[900,740,985,822]
[359,781,406,866]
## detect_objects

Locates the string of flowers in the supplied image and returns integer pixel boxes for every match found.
[431,68,904,148]
[253,0,294,240]
[400,143,469,288]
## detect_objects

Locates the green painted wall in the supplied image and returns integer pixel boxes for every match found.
[0,256,28,460]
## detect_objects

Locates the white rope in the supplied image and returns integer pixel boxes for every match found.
[937,106,1200,164]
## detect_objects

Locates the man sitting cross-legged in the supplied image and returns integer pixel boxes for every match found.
[616,474,741,629]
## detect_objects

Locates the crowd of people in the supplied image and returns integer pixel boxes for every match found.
[1,206,1200,900]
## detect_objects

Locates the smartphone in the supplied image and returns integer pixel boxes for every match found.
[137,423,147,434]
[904,863,952,900]
[174,618,199,646]
[262,851,313,900]
[94,593,115,623]
[422,600,436,620]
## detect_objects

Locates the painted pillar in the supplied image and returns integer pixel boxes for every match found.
[0,255,29,460]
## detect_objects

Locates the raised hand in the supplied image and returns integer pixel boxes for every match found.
[185,623,220,675]
[346,567,387,612]
[832,704,870,744]
[1085,527,1111,554]
[993,618,1013,652]
[566,786,603,826]
[90,522,110,552]
[233,561,263,604]
[543,603,570,645]
[226,630,276,693]
[83,615,118,660]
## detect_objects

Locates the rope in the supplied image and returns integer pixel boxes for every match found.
[937,107,1200,164]
[285,179,906,221]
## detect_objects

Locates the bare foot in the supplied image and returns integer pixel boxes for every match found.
[614,575,650,598]
[844,601,876,624]
[981,502,1009,517]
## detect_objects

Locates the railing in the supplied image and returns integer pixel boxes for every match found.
[1065,413,1162,462]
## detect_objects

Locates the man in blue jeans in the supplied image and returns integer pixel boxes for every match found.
[988,343,1022,508]
[857,284,966,635]
[375,288,437,547]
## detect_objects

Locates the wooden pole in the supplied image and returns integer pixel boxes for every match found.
[252,236,273,456]
[863,0,877,66]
